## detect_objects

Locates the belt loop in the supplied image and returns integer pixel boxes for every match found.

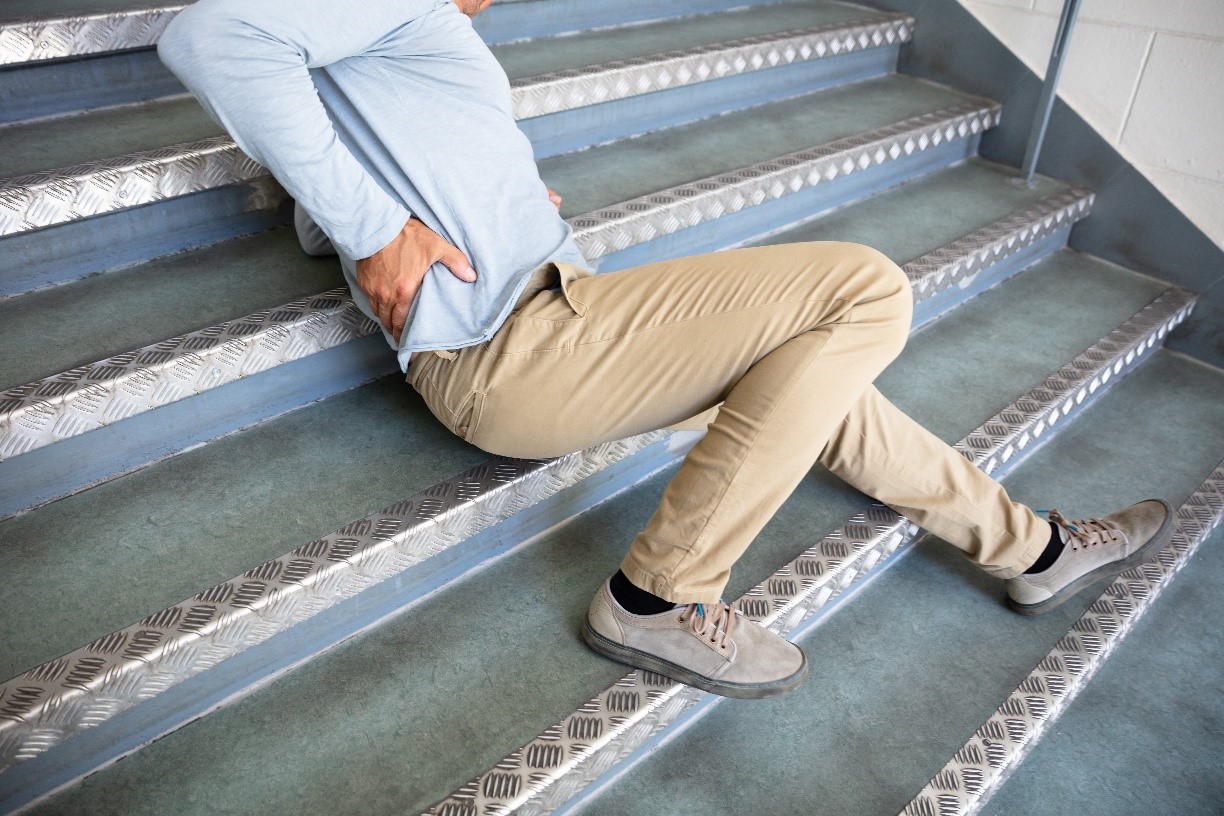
[433,349,457,361]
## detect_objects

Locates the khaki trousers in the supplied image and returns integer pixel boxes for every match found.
[407,242,1048,603]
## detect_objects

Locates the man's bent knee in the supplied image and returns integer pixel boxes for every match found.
[829,242,913,341]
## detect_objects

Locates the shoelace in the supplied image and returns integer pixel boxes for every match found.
[677,601,737,650]
[1043,509,1125,552]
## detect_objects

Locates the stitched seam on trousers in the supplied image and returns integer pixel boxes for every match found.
[661,311,853,591]
[490,296,850,358]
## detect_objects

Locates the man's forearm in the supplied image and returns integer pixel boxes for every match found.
[157,0,446,259]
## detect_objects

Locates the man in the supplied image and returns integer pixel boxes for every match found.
[158,0,1172,699]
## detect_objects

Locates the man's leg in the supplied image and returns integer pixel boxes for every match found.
[458,243,917,601]
[816,386,1049,578]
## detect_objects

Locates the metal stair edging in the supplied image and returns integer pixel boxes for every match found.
[421,288,1196,816]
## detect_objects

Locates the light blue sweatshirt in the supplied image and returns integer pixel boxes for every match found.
[158,0,592,370]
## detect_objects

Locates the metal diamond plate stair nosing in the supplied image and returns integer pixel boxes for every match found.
[569,103,1002,259]
[421,288,1195,816]
[0,288,374,462]
[0,106,1019,465]
[0,5,187,65]
[902,188,1093,301]
[0,431,665,771]
[0,135,273,238]
[0,14,915,237]
[509,15,913,119]
[900,460,1224,816]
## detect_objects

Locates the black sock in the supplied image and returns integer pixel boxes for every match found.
[1023,522,1066,574]
[609,569,676,615]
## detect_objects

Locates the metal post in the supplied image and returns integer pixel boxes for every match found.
[1019,0,1083,186]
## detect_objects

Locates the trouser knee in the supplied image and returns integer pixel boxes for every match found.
[829,242,913,350]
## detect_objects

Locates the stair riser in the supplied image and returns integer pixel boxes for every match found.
[0,431,695,814]
[0,334,390,521]
[0,50,183,125]
[599,134,979,273]
[0,180,288,298]
[523,47,901,161]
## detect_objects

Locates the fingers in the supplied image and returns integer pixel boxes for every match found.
[547,187,562,211]
[437,242,478,283]
[389,296,411,344]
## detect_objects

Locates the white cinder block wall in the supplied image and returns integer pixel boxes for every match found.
[957,0,1224,249]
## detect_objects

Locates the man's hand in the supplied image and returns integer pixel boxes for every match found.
[546,186,562,211]
[356,217,477,344]
[454,0,494,17]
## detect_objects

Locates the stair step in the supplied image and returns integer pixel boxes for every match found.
[548,74,984,223]
[498,2,912,157]
[2,252,1184,812]
[579,350,1224,816]
[3,159,1074,404]
[0,228,343,393]
[0,95,215,180]
[0,94,1010,519]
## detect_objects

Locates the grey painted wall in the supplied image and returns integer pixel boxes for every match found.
[863,0,1224,368]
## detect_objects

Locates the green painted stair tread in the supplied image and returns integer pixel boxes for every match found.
[0,375,486,683]
[0,226,345,392]
[542,73,991,218]
[0,94,220,179]
[582,351,1224,816]
[19,256,1168,815]
[984,490,1224,816]
[748,157,1066,264]
[490,0,882,79]
[876,248,1169,445]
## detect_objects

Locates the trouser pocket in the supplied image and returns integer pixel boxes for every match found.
[407,350,484,441]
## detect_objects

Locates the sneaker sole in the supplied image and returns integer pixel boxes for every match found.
[580,619,809,700]
[1007,499,1176,617]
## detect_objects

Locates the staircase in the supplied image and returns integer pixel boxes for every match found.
[1,1,1222,814]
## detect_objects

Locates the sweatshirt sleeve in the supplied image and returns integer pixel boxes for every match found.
[157,0,444,259]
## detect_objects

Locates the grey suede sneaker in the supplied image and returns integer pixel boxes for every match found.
[581,579,808,699]
[1006,499,1174,616]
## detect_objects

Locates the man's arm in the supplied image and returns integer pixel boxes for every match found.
[158,0,446,260]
